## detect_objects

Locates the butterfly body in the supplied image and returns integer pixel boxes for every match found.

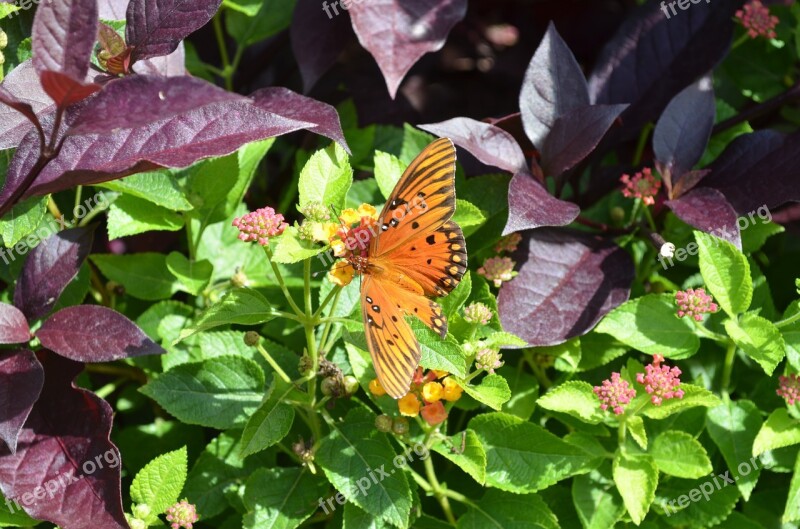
[349,138,467,398]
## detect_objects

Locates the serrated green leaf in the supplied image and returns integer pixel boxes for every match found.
[107,195,184,239]
[784,451,800,522]
[470,412,595,493]
[483,330,527,349]
[572,467,626,529]
[753,409,800,457]
[651,431,712,479]
[440,271,471,318]
[457,374,511,411]
[299,142,352,211]
[431,430,486,485]
[537,381,605,424]
[166,252,212,296]
[398,124,436,164]
[628,416,648,450]
[91,253,179,300]
[0,196,48,247]
[316,408,413,528]
[140,356,265,429]
[453,199,486,234]
[613,452,658,525]
[179,288,275,340]
[595,293,700,359]
[270,226,325,264]
[411,320,468,378]
[226,0,296,46]
[741,220,784,253]
[131,447,188,522]
[242,466,327,529]
[374,150,405,199]
[706,400,763,500]
[456,490,559,529]
[695,231,752,316]
[656,475,740,527]
[642,384,722,420]
[724,313,785,375]
[99,171,193,211]
[240,378,295,457]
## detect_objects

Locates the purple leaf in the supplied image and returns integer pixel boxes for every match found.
[290,0,352,92]
[39,71,101,109]
[0,352,127,529]
[132,43,187,77]
[14,226,95,322]
[588,0,738,141]
[498,228,634,346]
[703,130,800,214]
[348,0,467,98]
[126,0,222,62]
[0,304,31,344]
[419,117,529,175]
[666,187,741,249]
[653,76,715,194]
[36,305,166,362]
[519,22,589,147]
[0,350,43,454]
[31,0,99,81]
[0,61,54,150]
[540,103,627,177]
[251,87,350,153]
[98,0,129,19]
[503,172,581,235]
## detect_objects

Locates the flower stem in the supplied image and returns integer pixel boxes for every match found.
[212,13,234,91]
[256,341,292,384]
[775,310,800,329]
[721,340,737,397]
[263,246,304,316]
[693,321,729,344]
[632,123,653,166]
[423,454,457,525]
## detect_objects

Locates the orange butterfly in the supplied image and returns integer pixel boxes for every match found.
[346,138,467,398]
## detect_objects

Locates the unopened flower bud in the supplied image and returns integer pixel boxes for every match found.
[392,417,410,435]
[231,269,248,288]
[129,519,147,529]
[244,331,260,347]
[610,206,626,225]
[132,504,151,520]
[165,499,199,529]
[321,376,341,397]
[342,375,359,396]
[375,414,393,432]
[298,355,313,375]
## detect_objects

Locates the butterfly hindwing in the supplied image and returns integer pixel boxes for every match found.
[371,137,457,257]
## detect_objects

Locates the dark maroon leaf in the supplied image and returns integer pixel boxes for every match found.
[519,22,589,147]
[0,350,43,454]
[0,352,127,529]
[290,0,352,92]
[126,0,222,62]
[540,103,627,177]
[0,304,31,344]
[498,228,634,346]
[654,76,715,195]
[419,117,529,175]
[588,0,738,141]
[503,172,581,235]
[0,87,39,133]
[251,87,350,153]
[0,61,54,150]
[37,305,166,362]
[666,187,741,249]
[703,130,800,214]
[39,71,102,109]
[31,0,99,81]
[348,0,467,98]
[14,226,95,322]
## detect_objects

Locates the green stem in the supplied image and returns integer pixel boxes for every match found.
[318,287,343,353]
[632,123,654,166]
[94,377,126,400]
[775,310,800,329]
[618,420,627,449]
[263,246,304,316]
[314,285,342,320]
[424,454,457,525]
[642,205,657,232]
[212,14,234,91]
[77,197,110,227]
[73,185,83,218]
[721,340,737,397]
[731,32,749,50]
[693,321,729,344]
[256,341,293,384]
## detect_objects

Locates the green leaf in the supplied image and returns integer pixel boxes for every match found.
[240,378,295,457]
[225,0,296,46]
[299,142,353,211]
[166,252,213,296]
[242,467,327,529]
[470,412,595,493]
[456,490,559,529]
[572,467,626,529]
[641,384,722,420]
[753,409,800,457]
[374,150,406,199]
[343,503,394,529]
[398,124,436,164]
[0,196,48,247]
[723,313,785,375]
[651,431,712,479]
[500,366,539,420]
[613,451,658,525]
[130,447,188,523]
[140,356,265,429]
[628,416,648,450]
[413,321,468,378]
[271,226,325,264]
[741,220,784,253]
[577,333,628,372]
[440,271,471,318]
[107,195,184,238]
[431,430,486,485]
[316,408,413,528]
[537,381,605,424]
[656,475,741,527]
[91,253,179,300]
[457,374,511,411]
[695,231,752,316]
[179,288,275,340]
[594,294,700,359]
[452,200,486,235]
[483,331,527,349]
[98,170,194,211]
[706,400,763,500]
[0,4,21,18]
[0,492,38,526]
[784,451,800,522]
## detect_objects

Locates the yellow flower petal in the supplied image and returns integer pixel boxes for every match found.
[369,378,387,397]
[358,203,378,219]
[339,208,360,226]
[442,377,463,402]
[422,382,443,403]
[328,261,355,287]
[398,393,421,416]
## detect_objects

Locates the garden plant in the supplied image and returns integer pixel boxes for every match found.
[0,0,800,528]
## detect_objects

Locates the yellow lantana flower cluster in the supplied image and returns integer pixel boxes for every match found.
[369,368,463,426]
